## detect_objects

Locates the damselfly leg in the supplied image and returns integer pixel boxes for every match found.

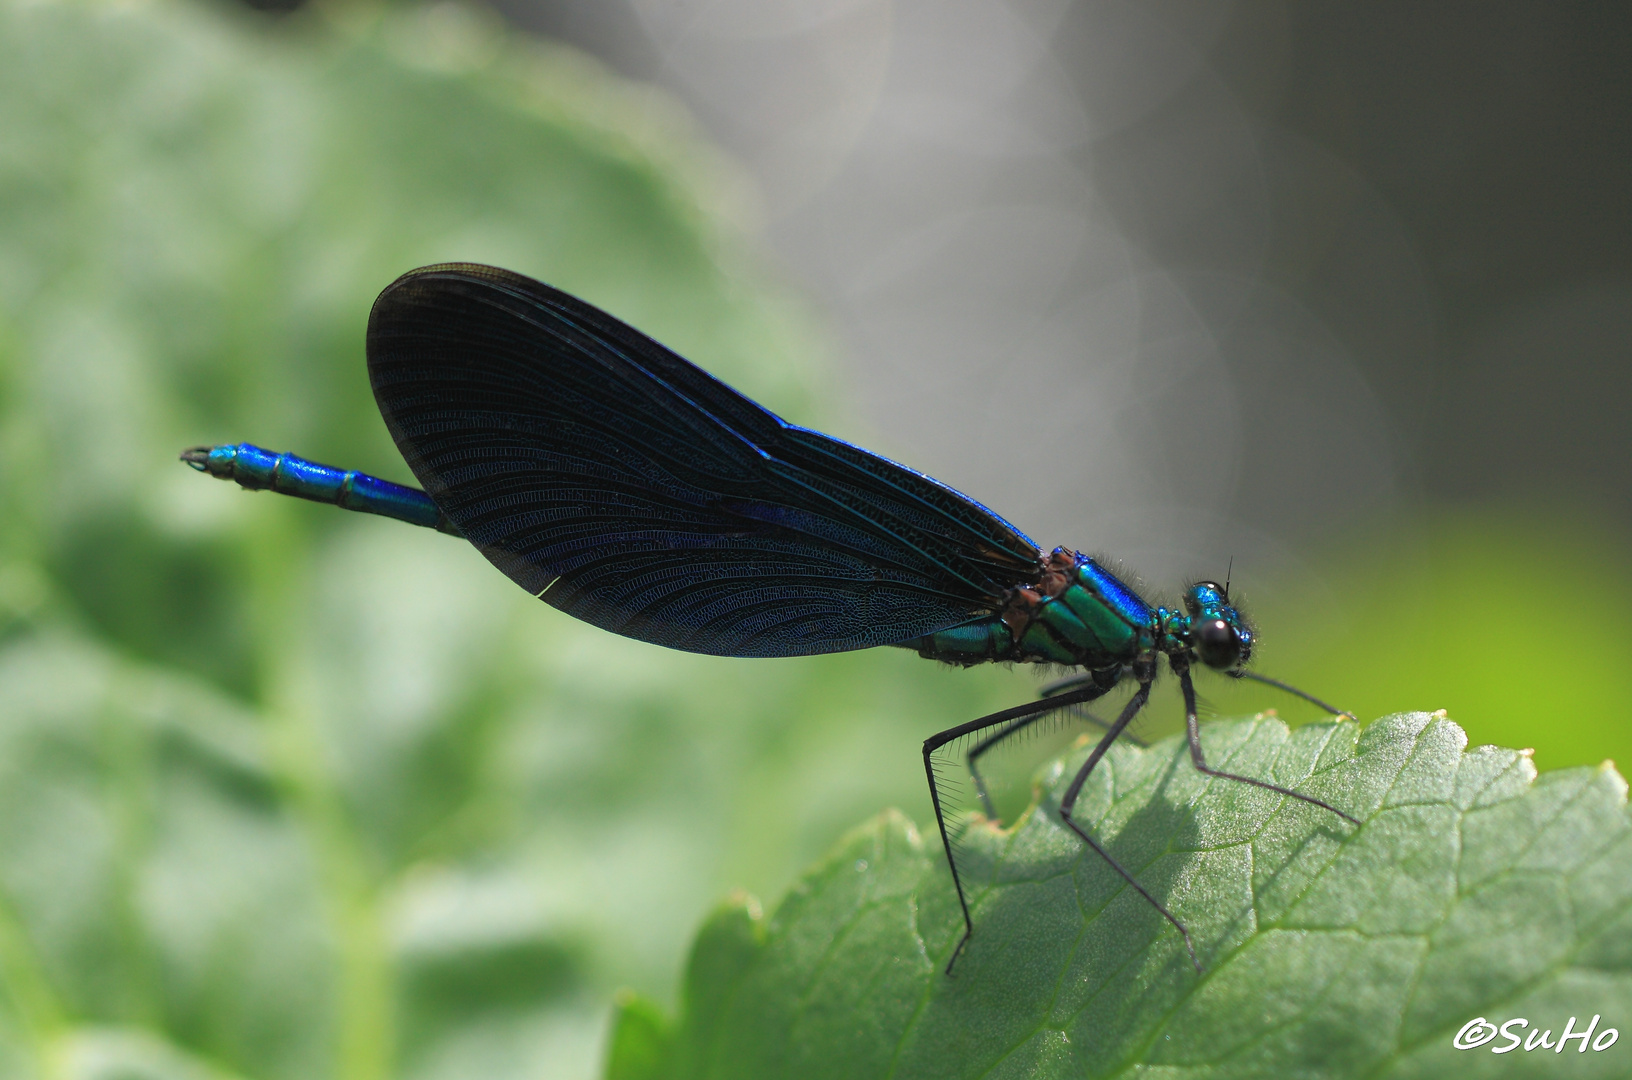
[966,674,1135,820]
[929,658,1361,976]
[1227,668,1355,720]
[923,682,1113,974]
[1177,659,1360,826]
[1051,658,1202,972]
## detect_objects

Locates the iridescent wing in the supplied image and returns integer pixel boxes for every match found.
[367,263,1041,657]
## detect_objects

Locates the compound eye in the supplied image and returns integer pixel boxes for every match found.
[1194,617,1240,669]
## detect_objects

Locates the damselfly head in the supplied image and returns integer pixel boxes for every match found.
[1183,580,1254,670]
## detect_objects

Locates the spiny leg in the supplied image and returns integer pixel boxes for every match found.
[1227,669,1354,720]
[967,684,1127,820]
[923,683,1111,975]
[1042,673,1149,749]
[1055,661,1201,973]
[1035,675,1150,750]
[1181,661,1360,826]
[1039,671,1100,697]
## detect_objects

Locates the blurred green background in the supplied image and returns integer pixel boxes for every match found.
[0,1,1626,1079]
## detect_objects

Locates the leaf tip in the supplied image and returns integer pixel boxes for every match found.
[1597,758,1629,802]
[604,989,674,1080]
[720,887,763,924]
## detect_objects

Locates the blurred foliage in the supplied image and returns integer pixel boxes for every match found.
[0,1,1627,1079]
[0,0,1032,1077]
[609,713,1632,1079]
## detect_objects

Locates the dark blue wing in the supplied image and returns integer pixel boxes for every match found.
[366,263,1042,657]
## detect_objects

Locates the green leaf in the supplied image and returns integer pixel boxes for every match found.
[0,632,335,1079]
[604,990,675,1080]
[628,713,1632,1079]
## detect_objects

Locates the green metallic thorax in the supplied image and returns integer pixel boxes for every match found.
[902,549,1175,669]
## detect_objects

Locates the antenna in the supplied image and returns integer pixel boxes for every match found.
[1223,557,1233,601]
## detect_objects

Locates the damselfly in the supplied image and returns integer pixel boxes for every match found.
[184,264,1357,974]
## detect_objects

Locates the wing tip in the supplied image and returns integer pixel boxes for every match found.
[374,263,548,309]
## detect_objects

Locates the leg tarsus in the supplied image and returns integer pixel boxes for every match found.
[1184,666,1360,826]
[1055,669,1202,974]
[1058,810,1200,974]
[1228,669,1355,721]
[923,683,1111,976]
[944,926,972,977]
